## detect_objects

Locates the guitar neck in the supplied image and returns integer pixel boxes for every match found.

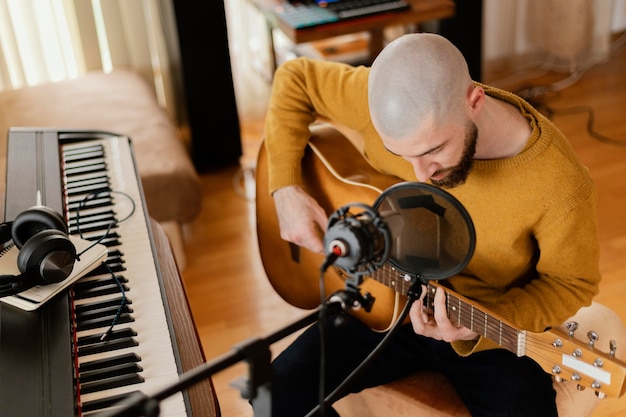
[368,264,524,355]
[424,282,523,354]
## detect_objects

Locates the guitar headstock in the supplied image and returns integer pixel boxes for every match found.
[532,325,626,399]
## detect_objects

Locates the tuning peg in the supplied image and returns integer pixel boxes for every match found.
[595,391,607,399]
[587,330,599,347]
[565,321,578,337]
[609,340,617,358]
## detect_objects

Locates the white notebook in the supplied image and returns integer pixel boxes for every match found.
[0,236,108,311]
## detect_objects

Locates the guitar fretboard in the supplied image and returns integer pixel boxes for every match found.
[424,284,523,354]
[366,264,525,355]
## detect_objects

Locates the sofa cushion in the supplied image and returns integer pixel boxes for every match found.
[0,70,202,223]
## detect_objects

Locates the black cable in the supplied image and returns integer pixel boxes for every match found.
[73,189,137,341]
[74,190,136,258]
[99,263,128,341]
[316,251,340,417]
[306,280,422,417]
[536,102,626,147]
[511,31,626,148]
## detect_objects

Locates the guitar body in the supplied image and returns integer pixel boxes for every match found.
[256,125,404,331]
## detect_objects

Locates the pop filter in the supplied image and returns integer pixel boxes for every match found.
[373,182,475,280]
[324,182,475,281]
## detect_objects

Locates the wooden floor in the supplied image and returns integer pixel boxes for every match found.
[179,39,626,417]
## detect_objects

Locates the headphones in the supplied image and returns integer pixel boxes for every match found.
[0,206,77,298]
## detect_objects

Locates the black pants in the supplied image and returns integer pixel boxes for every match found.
[271,314,558,417]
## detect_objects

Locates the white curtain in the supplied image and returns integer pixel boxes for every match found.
[0,0,183,123]
[483,0,618,87]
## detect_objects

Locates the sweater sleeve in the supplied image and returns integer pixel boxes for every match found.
[264,57,371,194]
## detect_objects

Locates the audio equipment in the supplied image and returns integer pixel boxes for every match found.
[324,182,475,282]
[0,205,76,298]
[324,202,391,278]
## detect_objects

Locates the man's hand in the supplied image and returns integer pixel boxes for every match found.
[409,286,479,342]
[272,185,328,254]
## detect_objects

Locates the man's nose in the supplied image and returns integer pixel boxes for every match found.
[408,157,438,182]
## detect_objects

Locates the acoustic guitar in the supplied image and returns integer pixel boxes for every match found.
[255,125,626,399]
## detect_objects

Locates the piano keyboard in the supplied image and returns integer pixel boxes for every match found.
[60,135,190,415]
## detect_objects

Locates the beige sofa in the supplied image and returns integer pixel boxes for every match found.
[0,70,202,265]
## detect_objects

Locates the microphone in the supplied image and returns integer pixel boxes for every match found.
[322,182,477,282]
[323,202,391,278]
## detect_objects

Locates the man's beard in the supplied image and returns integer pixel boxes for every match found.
[431,121,478,189]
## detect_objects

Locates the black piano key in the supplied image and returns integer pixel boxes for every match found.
[65,158,106,171]
[68,191,111,203]
[66,174,109,190]
[74,275,128,291]
[63,144,104,158]
[64,150,105,163]
[77,312,134,332]
[68,210,117,227]
[67,196,112,211]
[79,352,141,373]
[77,328,138,347]
[78,335,138,356]
[80,391,140,413]
[75,296,131,314]
[65,172,110,182]
[74,282,131,300]
[80,362,143,384]
[79,373,144,395]
[66,177,109,189]
[66,183,111,197]
[70,219,119,235]
[80,233,122,248]
[65,162,108,176]
[84,260,125,277]
[75,304,133,323]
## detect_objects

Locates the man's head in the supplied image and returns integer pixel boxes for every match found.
[368,33,478,188]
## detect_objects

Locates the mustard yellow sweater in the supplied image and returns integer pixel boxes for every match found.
[264,57,601,355]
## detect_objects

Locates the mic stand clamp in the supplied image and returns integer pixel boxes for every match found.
[326,279,374,327]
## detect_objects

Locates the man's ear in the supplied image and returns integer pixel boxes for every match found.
[467,84,485,112]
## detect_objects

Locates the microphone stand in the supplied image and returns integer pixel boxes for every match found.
[96,299,346,417]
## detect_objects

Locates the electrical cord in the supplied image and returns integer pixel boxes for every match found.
[311,253,422,417]
[73,189,137,341]
[513,31,626,148]
[534,102,626,147]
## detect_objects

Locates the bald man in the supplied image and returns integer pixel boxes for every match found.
[264,33,600,416]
